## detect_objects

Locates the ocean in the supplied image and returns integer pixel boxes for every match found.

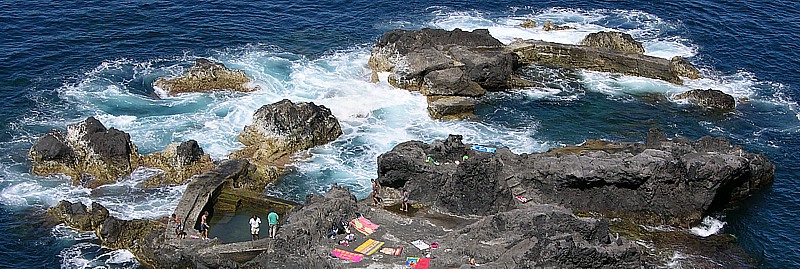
[0,0,797,268]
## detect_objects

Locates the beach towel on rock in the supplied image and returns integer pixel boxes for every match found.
[350,217,379,236]
[471,145,496,153]
[380,247,403,256]
[355,238,385,255]
[332,248,363,262]
[415,258,431,269]
[410,240,430,250]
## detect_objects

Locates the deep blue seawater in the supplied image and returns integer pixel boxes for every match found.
[0,0,798,268]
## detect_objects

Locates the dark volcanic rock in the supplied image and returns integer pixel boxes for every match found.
[674,89,735,111]
[231,99,342,186]
[377,130,774,226]
[154,58,254,95]
[29,117,140,187]
[369,28,521,118]
[670,56,701,79]
[510,39,692,84]
[438,205,642,268]
[580,31,645,54]
[140,140,215,188]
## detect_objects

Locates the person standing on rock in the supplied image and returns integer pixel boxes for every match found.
[401,189,410,212]
[267,208,279,239]
[249,214,261,241]
[172,213,187,239]
[200,211,210,240]
[371,179,382,206]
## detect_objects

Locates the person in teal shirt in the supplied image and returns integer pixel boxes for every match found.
[267,208,279,239]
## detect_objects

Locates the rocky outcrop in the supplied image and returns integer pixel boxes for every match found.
[671,56,701,79]
[231,99,342,186]
[542,21,575,31]
[368,28,522,119]
[674,89,736,111]
[376,130,774,226]
[368,28,702,118]
[154,58,253,95]
[509,39,692,84]
[519,19,537,28]
[427,96,477,119]
[140,140,215,188]
[29,117,140,188]
[580,31,645,54]
[47,200,166,268]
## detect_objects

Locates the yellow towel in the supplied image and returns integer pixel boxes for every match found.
[354,239,385,256]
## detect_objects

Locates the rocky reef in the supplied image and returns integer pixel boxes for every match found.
[29,118,214,188]
[376,130,774,226]
[674,88,736,111]
[154,58,254,95]
[29,117,140,187]
[230,99,342,189]
[368,28,701,118]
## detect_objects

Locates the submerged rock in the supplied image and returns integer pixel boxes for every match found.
[231,99,342,188]
[674,89,736,111]
[154,58,253,95]
[377,130,774,226]
[580,31,645,54]
[29,117,140,188]
[139,140,215,188]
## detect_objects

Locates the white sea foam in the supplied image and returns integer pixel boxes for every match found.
[690,216,726,237]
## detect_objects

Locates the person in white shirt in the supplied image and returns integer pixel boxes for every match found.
[249,215,262,241]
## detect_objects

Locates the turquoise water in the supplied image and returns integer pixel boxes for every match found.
[0,0,798,268]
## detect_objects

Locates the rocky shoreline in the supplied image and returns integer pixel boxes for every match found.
[38,27,774,268]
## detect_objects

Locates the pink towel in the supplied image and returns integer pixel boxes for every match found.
[350,217,380,236]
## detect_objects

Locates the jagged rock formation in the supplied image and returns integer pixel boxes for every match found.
[140,140,215,188]
[509,39,693,84]
[368,28,701,119]
[230,99,342,187]
[29,117,140,188]
[46,200,166,267]
[377,131,774,226]
[519,19,537,28]
[580,31,645,54]
[542,21,575,31]
[368,28,523,119]
[671,56,702,79]
[154,58,254,95]
[674,89,736,111]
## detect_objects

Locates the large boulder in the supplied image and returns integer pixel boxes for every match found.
[139,140,215,188]
[580,31,645,54]
[231,99,342,187]
[427,96,476,119]
[29,117,140,187]
[154,58,254,95]
[674,89,736,111]
[376,130,774,226]
[368,28,521,118]
[519,19,537,28]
